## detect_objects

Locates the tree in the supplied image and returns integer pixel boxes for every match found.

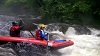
[3,0,100,25]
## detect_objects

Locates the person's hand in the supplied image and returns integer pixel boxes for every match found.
[45,33,48,35]
[47,33,49,35]
[19,18,22,20]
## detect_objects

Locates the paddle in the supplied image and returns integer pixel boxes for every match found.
[46,33,50,56]
[19,18,34,37]
[32,23,39,27]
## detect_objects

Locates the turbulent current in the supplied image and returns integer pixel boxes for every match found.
[0,15,100,56]
[57,27,100,56]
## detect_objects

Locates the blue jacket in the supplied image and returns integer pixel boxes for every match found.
[39,30,47,40]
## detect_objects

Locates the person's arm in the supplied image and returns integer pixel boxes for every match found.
[18,19,24,30]
[39,30,47,40]
[18,18,23,26]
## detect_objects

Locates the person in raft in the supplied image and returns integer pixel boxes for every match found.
[10,19,23,37]
[35,24,48,40]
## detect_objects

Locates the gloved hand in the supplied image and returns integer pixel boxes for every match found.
[45,33,48,36]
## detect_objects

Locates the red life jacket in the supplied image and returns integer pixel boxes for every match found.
[35,29,43,40]
[10,26,20,37]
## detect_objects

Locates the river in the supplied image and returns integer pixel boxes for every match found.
[0,15,100,56]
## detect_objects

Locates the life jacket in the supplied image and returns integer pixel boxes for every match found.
[10,26,20,37]
[35,29,43,40]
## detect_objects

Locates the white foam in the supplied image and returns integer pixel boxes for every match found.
[48,27,100,56]
[57,31,100,56]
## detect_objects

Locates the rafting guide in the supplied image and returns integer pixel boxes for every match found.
[10,19,23,37]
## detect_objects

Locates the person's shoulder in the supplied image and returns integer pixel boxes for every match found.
[39,29,43,32]
[14,25,20,28]
[11,26,15,28]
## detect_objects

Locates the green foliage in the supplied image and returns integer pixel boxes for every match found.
[4,0,28,6]
[74,1,91,12]
[3,0,100,24]
[41,0,83,23]
[4,0,13,6]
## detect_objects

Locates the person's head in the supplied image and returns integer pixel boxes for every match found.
[39,24,46,29]
[12,22,17,26]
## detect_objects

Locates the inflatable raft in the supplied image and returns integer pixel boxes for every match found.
[0,36,74,48]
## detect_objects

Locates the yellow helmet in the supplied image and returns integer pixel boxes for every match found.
[39,24,46,29]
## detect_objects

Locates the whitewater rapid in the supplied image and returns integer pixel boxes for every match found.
[0,15,100,56]
[55,27,100,56]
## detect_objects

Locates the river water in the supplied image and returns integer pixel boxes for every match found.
[0,15,100,56]
[57,27,100,56]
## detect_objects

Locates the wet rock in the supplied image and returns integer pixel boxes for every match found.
[0,46,17,56]
[73,25,91,35]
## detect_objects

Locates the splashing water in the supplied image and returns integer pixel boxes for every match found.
[52,27,100,56]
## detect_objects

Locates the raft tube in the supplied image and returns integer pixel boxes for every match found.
[0,36,74,48]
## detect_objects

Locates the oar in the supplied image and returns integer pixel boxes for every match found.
[19,18,34,37]
[46,33,50,56]
[32,23,39,29]
[32,23,39,26]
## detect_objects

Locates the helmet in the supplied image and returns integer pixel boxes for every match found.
[12,22,16,24]
[12,22,17,25]
[39,24,45,29]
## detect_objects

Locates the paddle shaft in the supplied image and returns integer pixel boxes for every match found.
[19,18,34,37]
[46,34,50,56]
